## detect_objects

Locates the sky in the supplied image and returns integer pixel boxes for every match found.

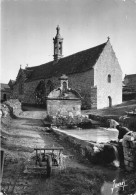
[1,0,136,83]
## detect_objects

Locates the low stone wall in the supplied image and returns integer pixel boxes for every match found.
[88,114,119,127]
[122,133,136,171]
[51,127,121,165]
[119,115,136,131]
[4,99,22,117]
[47,99,81,116]
[89,114,136,131]
[1,99,22,119]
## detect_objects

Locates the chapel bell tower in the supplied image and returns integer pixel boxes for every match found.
[53,25,63,61]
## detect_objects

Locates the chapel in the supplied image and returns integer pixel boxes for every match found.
[12,26,122,109]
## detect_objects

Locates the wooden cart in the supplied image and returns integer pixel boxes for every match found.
[34,147,64,177]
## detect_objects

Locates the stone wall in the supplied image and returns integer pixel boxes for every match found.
[119,115,136,131]
[47,99,81,116]
[13,70,94,109]
[122,133,136,171]
[94,41,122,109]
[88,114,119,127]
[46,70,94,109]
[89,113,136,131]
[51,128,120,165]
[12,83,23,102]
[1,99,22,123]
[12,69,27,102]
[4,99,22,117]
[90,86,97,109]
[23,78,59,105]
[23,80,40,104]
[68,70,94,109]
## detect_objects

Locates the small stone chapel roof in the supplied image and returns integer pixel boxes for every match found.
[47,74,82,100]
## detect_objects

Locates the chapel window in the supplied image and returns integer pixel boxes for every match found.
[108,74,111,83]
[47,80,54,94]
[19,82,24,95]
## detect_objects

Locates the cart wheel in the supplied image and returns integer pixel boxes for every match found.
[47,155,52,177]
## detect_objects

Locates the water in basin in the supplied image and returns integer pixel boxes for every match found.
[61,127,118,143]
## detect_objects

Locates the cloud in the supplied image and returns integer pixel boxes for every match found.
[117,0,136,2]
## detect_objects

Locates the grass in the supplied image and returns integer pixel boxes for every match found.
[32,167,104,195]
[83,100,136,117]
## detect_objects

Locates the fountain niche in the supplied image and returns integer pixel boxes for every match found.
[47,74,82,117]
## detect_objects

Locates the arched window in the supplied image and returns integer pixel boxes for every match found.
[46,80,54,95]
[108,74,111,83]
[19,82,24,95]
[35,80,45,104]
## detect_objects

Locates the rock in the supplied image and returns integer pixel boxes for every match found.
[107,119,119,128]
[122,132,136,171]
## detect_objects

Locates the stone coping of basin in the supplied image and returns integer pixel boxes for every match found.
[51,126,118,145]
[51,127,122,166]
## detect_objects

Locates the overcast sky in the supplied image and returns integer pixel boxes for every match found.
[1,0,136,83]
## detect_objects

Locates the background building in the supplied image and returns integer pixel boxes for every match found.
[0,83,11,102]
[124,74,136,91]
[123,74,136,101]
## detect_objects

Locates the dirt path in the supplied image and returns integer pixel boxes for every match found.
[2,108,135,195]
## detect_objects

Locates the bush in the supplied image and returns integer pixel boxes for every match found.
[46,114,91,129]
[45,115,53,123]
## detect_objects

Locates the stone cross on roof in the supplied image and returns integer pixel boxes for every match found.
[107,36,110,41]
[56,25,60,35]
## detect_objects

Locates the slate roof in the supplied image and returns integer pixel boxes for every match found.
[25,42,107,82]
[0,83,10,91]
[8,79,16,85]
